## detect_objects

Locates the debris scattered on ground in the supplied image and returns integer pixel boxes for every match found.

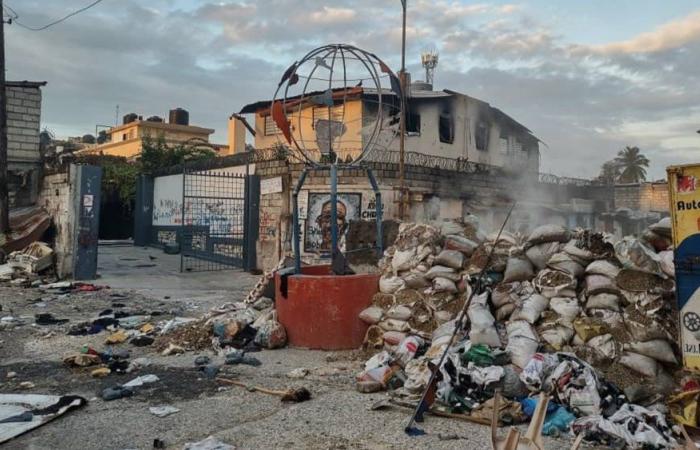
[286,368,309,379]
[216,377,311,403]
[358,218,681,448]
[0,394,87,444]
[183,435,235,450]
[149,405,180,418]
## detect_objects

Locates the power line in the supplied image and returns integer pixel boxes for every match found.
[8,0,104,31]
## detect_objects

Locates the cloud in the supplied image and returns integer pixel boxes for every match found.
[5,0,699,181]
[585,10,700,54]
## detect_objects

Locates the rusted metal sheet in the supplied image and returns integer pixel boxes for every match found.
[1,206,51,254]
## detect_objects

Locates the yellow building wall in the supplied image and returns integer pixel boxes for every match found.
[254,99,364,161]
[87,123,211,158]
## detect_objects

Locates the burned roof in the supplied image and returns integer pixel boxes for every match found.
[239,87,363,114]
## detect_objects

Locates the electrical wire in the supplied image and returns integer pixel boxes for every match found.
[8,0,104,31]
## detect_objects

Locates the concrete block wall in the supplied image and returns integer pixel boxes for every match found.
[37,170,75,278]
[614,182,669,213]
[7,84,43,206]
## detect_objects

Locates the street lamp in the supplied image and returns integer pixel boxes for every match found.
[398,0,407,220]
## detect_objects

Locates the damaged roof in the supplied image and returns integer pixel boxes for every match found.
[6,81,47,88]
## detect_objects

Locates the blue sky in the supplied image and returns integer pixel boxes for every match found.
[5,0,700,180]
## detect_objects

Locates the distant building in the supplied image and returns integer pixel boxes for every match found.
[77,108,224,159]
[237,82,540,173]
[7,80,46,207]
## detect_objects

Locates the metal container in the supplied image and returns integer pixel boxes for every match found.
[668,163,700,369]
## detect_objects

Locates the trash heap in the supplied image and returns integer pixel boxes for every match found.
[155,296,287,358]
[0,241,55,284]
[357,217,682,448]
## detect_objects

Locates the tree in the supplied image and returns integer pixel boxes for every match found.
[140,134,216,175]
[615,146,650,183]
[82,134,96,144]
[596,160,621,185]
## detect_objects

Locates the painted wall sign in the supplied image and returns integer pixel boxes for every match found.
[261,176,283,195]
[668,164,700,370]
[298,190,309,220]
[304,192,361,252]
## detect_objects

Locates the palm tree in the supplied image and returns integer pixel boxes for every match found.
[596,160,621,185]
[614,146,649,183]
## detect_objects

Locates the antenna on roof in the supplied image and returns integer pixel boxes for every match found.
[420,50,439,86]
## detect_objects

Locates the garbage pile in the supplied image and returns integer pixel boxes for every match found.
[357,217,682,447]
[155,297,287,360]
[0,241,55,284]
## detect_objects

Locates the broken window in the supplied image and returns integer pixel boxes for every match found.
[499,137,508,154]
[406,111,420,134]
[264,115,281,136]
[475,122,489,151]
[439,113,453,144]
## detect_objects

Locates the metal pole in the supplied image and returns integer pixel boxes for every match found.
[366,168,383,257]
[330,164,338,253]
[0,0,9,234]
[398,0,407,221]
[292,169,308,274]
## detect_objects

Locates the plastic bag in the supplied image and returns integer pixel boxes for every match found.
[402,272,430,289]
[440,220,464,236]
[539,325,574,350]
[525,242,561,270]
[395,336,425,367]
[649,217,672,238]
[534,269,577,298]
[435,249,465,269]
[563,240,594,265]
[527,224,569,245]
[404,357,431,393]
[626,339,677,364]
[468,293,501,347]
[392,248,416,273]
[547,252,584,278]
[549,296,581,326]
[444,235,478,256]
[586,333,617,360]
[382,330,407,345]
[503,256,535,283]
[378,319,409,332]
[359,306,384,324]
[425,265,456,280]
[520,352,558,390]
[506,320,539,369]
[511,294,549,324]
[386,305,412,321]
[585,260,621,278]
[659,250,675,278]
[585,274,619,295]
[379,275,405,294]
[585,293,620,311]
[619,351,659,377]
[614,237,664,275]
[496,303,517,321]
[433,277,458,293]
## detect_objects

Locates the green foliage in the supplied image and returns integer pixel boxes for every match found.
[74,154,139,211]
[140,134,216,175]
[596,160,621,185]
[614,146,650,183]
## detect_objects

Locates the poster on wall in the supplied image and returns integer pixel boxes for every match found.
[304,193,361,253]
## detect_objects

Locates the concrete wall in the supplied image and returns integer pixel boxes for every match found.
[615,182,669,212]
[251,159,610,271]
[37,170,75,278]
[7,84,43,206]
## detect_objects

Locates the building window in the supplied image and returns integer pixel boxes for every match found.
[312,106,343,126]
[499,137,508,154]
[406,111,420,135]
[439,113,453,144]
[475,122,489,151]
[122,133,128,141]
[264,116,281,136]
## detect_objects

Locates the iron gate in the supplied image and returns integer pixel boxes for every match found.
[180,167,258,272]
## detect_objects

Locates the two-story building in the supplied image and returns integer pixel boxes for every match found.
[236,81,540,173]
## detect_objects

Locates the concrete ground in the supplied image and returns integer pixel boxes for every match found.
[0,243,573,450]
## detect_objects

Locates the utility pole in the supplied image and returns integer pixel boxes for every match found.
[0,0,9,234]
[398,0,407,220]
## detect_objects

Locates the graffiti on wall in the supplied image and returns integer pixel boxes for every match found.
[259,210,277,241]
[153,199,183,225]
[304,193,361,252]
[184,199,245,236]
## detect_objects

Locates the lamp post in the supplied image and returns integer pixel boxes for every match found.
[398,0,407,220]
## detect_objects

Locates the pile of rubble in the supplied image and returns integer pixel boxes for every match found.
[357,217,682,447]
[0,241,55,285]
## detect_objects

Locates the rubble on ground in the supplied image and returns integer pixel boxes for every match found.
[357,216,683,448]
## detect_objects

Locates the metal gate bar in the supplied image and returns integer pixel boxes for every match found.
[181,168,247,272]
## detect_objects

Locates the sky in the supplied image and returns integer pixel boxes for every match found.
[5,0,700,180]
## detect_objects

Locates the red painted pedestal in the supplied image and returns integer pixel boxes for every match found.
[275,265,379,350]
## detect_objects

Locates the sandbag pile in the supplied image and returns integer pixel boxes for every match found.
[357,218,681,448]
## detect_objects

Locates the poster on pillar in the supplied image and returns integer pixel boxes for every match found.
[304,193,361,253]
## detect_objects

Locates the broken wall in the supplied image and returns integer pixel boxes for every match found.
[614,181,669,213]
[37,169,75,277]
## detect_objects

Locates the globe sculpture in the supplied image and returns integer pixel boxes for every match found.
[271,44,402,166]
